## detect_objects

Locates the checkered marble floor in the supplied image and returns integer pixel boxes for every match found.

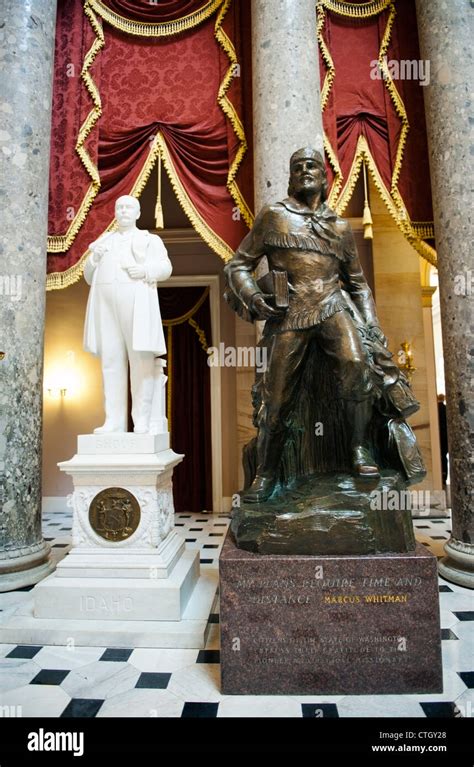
[0,511,472,718]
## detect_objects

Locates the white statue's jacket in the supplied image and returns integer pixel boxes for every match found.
[84,228,171,356]
[82,195,172,434]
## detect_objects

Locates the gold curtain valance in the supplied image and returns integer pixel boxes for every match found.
[319,0,392,18]
[87,0,225,37]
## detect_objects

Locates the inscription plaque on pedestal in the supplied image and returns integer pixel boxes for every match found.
[220,533,443,695]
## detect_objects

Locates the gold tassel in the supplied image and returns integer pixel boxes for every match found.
[154,152,164,230]
[362,161,373,239]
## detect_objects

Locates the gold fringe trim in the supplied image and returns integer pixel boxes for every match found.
[46,131,236,290]
[318,3,434,265]
[317,5,335,112]
[316,6,343,207]
[320,0,392,18]
[157,133,235,261]
[47,134,162,290]
[377,3,409,196]
[412,222,435,240]
[88,0,224,37]
[324,133,343,207]
[47,4,104,253]
[47,0,247,270]
[335,135,437,267]
[214,0,253,228]
[163,286,210,325]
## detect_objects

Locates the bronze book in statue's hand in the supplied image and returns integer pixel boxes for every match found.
[257,269,289,308]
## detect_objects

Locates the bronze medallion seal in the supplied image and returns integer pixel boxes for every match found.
[89,487,140,542]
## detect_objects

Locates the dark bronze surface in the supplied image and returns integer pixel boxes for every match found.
[224,148,425,550]
[231,470,415,555]
[89,487,140,542]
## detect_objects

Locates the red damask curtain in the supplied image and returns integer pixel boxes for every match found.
[159,287,213,513]
[47,0,253,289]
[319,0,435,264]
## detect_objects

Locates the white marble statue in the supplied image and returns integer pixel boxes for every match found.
[83,195,172,434]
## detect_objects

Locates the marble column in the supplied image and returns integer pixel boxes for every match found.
[416,0,474,587]
[0,0,57,590]
[235,0,325,462]
[251,0,324,209]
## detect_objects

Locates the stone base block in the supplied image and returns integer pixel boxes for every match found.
[34,547,199,621]
[220,532,443,695]
[77,432,169,455]
[55,530,184,579]
[0,571,217,649]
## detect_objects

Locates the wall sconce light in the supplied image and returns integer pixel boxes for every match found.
[398,341,416,381]
[47,385,67,398]
[44,351,79,399]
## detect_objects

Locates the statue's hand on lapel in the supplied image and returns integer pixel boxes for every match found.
[126,265,146,280]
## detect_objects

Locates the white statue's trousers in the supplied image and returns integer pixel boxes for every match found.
[97,283,155,431]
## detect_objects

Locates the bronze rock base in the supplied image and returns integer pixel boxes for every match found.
[231,470,416,555]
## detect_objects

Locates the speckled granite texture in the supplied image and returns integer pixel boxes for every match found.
[220,533,442,694]
[251,0,323,208]
[0,0,56,586]
[416,0,474,587]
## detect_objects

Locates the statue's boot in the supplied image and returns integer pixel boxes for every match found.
[242,427,285,504]
[346,399,380,478]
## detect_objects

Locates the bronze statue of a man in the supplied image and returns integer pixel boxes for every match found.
[225,148,390,503]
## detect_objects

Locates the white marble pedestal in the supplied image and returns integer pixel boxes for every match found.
[0,434,217,648]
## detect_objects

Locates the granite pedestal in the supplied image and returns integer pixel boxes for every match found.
[220,532,443,695]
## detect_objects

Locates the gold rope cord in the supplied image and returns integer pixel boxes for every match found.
[162,286,210,326]
[163,286,210,433]
[317,1,436,266]
[47,5,104,253]
[320,0,392,17]
[214,0,254,228]
[88,0,224,36]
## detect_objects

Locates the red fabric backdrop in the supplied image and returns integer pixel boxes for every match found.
[319,0,435,263]
[47,0,253,288]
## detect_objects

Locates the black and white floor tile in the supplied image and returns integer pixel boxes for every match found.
[0,512,472,718]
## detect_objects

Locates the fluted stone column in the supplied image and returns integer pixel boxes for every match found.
[0,0,57,590]
[251,0,324,209]
[416,0,474,587]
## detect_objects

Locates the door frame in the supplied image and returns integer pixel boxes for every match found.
[161,274,223,513]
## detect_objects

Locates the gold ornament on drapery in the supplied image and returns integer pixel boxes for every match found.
[46,0,251,290]
[317,0,437,267]
[154,153,164,230]
[362,162,373,240]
